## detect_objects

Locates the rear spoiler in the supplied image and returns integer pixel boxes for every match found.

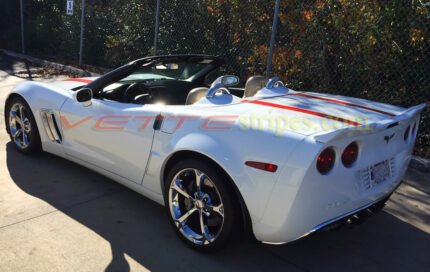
[313,103,427,143]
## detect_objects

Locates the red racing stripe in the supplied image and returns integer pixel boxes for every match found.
[64,78,93,84]
[242,99,362,126]
[293,93,396,117]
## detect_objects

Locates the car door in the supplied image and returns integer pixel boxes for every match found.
[59,97,163,184]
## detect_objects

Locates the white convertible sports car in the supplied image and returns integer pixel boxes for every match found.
[4,55,426,251]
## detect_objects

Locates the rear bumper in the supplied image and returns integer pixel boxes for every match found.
[251,151,409,244]
[293,182,400,242]
[261,181,401,245]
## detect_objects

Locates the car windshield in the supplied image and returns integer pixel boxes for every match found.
[121,59,215,82]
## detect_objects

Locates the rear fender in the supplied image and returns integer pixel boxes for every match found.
[144,121,299,223]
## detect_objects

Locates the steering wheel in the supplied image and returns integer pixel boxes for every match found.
[123,83,153,104]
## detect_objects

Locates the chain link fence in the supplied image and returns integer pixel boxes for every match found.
[0,0,429,157]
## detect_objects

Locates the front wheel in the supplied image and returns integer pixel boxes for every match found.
[5,96,41,154]
[164,159,235,251]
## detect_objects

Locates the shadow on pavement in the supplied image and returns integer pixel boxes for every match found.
[5,142,430,272]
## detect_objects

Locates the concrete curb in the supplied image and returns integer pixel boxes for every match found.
[410,156,430,173]
[0,49,100,77]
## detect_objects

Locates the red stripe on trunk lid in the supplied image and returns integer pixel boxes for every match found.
[242,99,362,126]
[293,93,396,117]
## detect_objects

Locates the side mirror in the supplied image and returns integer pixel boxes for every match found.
[75,88,93,107]
[221,75,239,87]
[210,75,240,88]
[206,75,240,98]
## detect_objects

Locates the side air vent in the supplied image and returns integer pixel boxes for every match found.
[40,110,62,143]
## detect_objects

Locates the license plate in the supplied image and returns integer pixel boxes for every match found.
[370,160,391,185]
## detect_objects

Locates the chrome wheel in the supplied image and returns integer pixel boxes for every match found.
[9,103,32,149]
[168,168,225,245]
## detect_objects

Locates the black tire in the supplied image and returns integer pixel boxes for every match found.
[164,158,236,252]
[5,96,42,154]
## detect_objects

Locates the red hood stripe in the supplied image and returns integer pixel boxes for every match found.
[293,93,396,117]
[64,78,93,84]
[242,99,362,126]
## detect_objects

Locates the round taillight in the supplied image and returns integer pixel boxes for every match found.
[342,142,359,168]
[404,126,410,142]
[317,147,336,174]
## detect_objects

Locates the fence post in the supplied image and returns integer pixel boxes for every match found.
[20,0,25,54]
[79,0,85,67]
[153,0,161,56]
[266,0,281,81]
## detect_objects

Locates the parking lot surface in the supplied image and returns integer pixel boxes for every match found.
[0,54,429,272]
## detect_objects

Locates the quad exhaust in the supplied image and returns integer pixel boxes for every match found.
[321,196,389,232]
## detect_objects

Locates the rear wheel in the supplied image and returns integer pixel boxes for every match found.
[5,96,41,154]
[164,159,235,251]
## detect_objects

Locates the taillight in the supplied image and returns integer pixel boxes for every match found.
[404,125,410,142]
[342,142,359,168]
[317,147,336,174]
[245,161,278,172]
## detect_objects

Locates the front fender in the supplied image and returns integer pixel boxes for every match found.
[6,81,71,155]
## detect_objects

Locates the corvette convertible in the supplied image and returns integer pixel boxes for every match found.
[4,55,426,251]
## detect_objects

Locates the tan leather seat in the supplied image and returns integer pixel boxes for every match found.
[185,87,208,105]
[243,75,266,98]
